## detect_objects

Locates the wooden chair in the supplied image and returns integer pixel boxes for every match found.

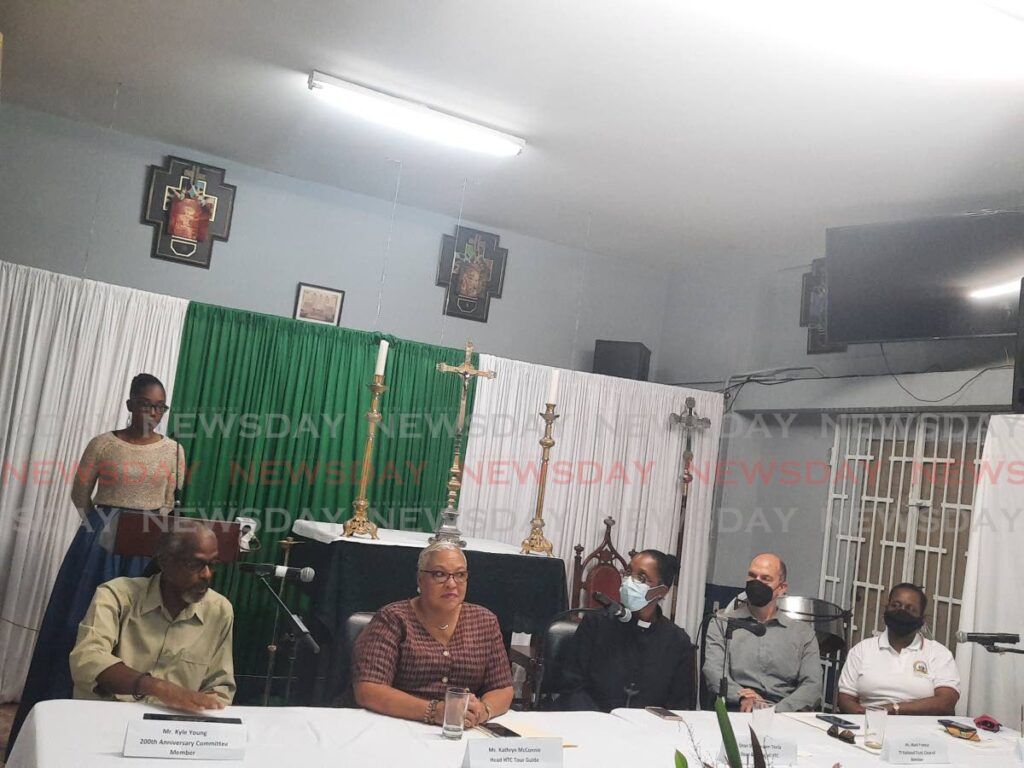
[511,517,630,709]
[570,516,630,609]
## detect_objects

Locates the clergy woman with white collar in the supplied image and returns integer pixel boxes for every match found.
[558,549,694,712]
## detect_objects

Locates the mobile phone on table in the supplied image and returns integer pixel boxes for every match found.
[938,719,977,733]
[816,714,859,729]
[646,706,683,721]
[478,722,521,738]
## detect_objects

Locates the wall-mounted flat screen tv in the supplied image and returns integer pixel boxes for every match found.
[826,211,1024,344]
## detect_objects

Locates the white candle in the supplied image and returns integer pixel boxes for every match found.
[546,369,559,405]
[375,340,389,377]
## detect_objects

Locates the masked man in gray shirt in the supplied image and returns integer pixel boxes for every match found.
[703,553,821,712]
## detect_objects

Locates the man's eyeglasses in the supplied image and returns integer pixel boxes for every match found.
[133,400,170,414]
[177,557,221,574]
[420,569,469,584]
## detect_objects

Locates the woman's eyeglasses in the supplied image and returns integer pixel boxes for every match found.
[133,400,170,414]
[620,568,656,586]
[420,569,469,584]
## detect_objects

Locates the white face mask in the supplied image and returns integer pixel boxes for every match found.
[619,576,655,611]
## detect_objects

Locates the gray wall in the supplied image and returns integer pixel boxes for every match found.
[709,413,836,597]
[0,103,667,375]
[4,103,1013,599]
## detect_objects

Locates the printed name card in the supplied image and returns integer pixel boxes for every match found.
[462,737,563,767]
[881,734,949,764]
[123,718,246,760]
[717,735,798,767]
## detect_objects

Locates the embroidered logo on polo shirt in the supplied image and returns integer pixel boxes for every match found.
[913,661,929,675]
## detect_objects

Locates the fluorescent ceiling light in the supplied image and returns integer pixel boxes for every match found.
[969,279,1021,300]
[308,71,525,157]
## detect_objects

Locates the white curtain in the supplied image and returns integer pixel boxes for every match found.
[459,355,723,636]
[0,261,189,702]
[955,414,1024,723]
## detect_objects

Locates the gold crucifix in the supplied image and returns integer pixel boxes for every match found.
[432,340,496,544]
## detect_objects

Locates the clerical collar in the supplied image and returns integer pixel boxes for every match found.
[637,619,652,629]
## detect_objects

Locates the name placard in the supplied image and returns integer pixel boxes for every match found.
[717,735,798,767]
[881,735,949,764]
[123,719,246,760]
[462,737,563,767]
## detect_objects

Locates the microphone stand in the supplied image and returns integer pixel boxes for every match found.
[980,644,1024,655]
[259,540,314,707]
[255,575,319,704]
[718,617,735,701]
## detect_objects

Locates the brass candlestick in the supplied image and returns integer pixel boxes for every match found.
[343,375,386,539]
[521,403,558,556]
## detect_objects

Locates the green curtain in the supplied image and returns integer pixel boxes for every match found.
[169,302,476,674]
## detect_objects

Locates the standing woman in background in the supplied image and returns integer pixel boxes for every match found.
[7,373,185,755]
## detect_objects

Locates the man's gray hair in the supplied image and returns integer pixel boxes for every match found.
[417,540,465,572]
[154,520,216,562]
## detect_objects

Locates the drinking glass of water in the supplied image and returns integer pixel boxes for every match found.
[442,687,470,740]
[865,706,888,749]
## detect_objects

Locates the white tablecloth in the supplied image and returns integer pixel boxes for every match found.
[613,707,1022,768]
[291,521,528,555]
[11,700,1022,768]
[8,701,658,768]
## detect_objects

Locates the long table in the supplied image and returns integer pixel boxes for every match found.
[288,522,568,704]
[11,700,1022,768]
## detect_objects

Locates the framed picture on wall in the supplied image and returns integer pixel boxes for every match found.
[294,283,345,326]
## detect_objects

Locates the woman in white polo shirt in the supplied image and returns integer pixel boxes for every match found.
[837,583,959,716]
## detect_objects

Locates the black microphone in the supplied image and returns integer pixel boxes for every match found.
[593,592,632,623]
[956,631,1020,645]
[238,563,315,583]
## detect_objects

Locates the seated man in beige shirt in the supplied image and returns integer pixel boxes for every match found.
[69,522,235,712]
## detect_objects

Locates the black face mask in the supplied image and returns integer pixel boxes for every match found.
[745,579,775,608]
[884,609,924,636]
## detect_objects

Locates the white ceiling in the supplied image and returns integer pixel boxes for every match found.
[2,0,1023,264]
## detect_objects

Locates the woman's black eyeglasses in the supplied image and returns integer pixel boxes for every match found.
[420,569,469,584]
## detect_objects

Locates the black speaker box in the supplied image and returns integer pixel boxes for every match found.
[592,340,651,381]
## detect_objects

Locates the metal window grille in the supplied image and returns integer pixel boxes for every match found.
[819,413,988,651]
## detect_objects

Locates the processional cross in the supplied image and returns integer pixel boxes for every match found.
[431,340,496,545]
[667,397,711,617]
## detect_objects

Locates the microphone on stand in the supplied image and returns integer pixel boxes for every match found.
[239,563,315,583]
[715,612,767,700]
[956,631,1020,645]
[592,592,632,623]
[725,616,767,637]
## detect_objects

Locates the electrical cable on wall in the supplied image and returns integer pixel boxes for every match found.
[374,159,403,330]
[439,177,469,347]
[82,81,121,279]
[568,212,592,371]
[878,343,1011,404]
